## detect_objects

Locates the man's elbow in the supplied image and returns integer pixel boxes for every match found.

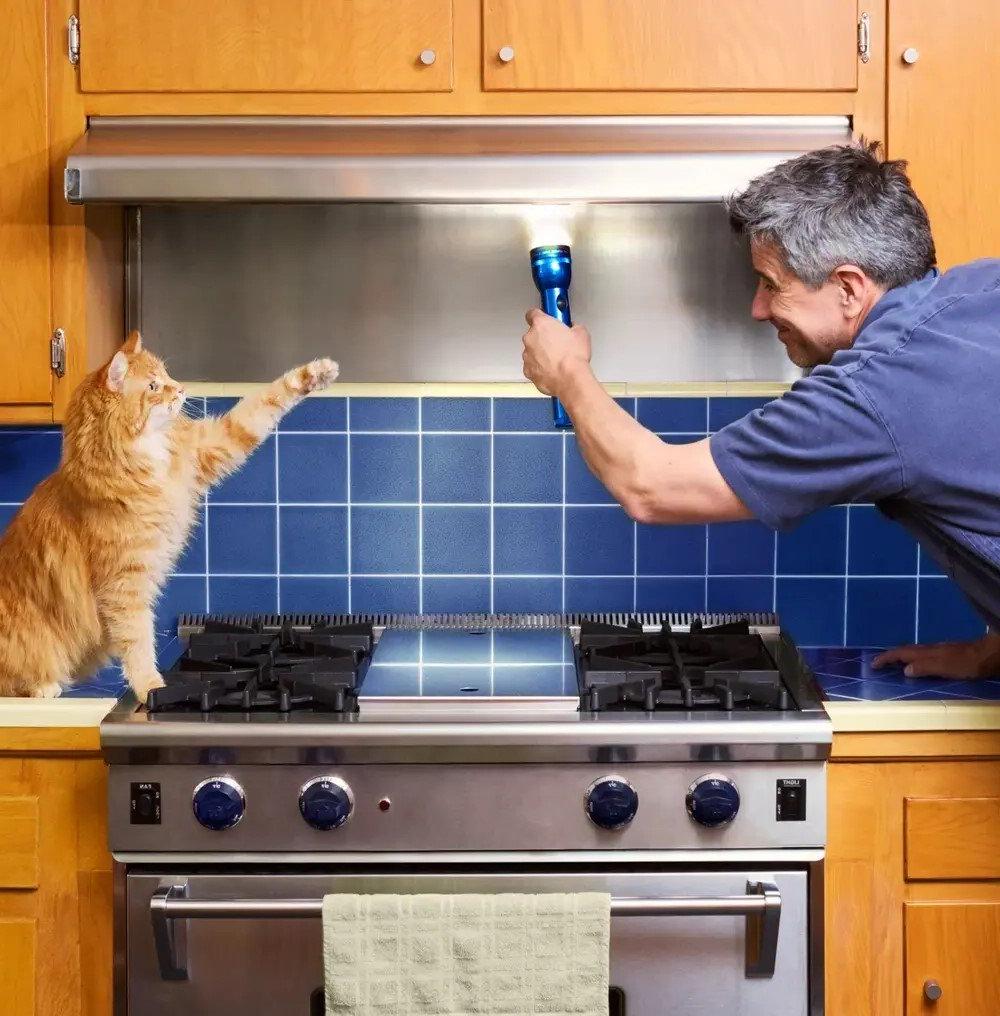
[618,478,668,525]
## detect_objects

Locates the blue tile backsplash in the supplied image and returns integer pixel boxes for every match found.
[0,396,986,663]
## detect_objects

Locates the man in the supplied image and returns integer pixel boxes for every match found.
[521,141,1000,679]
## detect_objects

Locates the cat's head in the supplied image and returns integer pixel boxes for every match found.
[102,331,187,435]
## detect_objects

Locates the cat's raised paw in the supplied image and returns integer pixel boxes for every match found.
[301,358,340,393]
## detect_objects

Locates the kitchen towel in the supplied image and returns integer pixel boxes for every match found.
[322,892,610,1016]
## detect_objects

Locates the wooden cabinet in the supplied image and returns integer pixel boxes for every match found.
[0,0,53,411]
[905,903,1000,1014]
[888,0,1000,268]
[77,0,454,94]
[0,738,111,1016]
[483,0,859,92]
[826,733,1000,1016]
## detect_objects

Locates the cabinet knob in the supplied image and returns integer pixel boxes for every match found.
[902,47,921,65]
[498,45,516,64]
[923,980,943,1002]
[419,49,437,66]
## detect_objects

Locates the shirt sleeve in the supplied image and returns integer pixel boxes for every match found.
[709,368,905,531]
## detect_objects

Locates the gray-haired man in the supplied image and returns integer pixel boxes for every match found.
[521,142,1000,679]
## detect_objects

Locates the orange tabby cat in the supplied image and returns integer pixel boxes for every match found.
[0,332,338,699]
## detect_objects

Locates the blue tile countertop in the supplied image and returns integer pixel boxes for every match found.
[58,644,1000,704]
[802,647,1000,702]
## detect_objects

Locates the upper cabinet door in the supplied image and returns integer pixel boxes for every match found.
[0,0,52,407]
[888,0,1000,268]
[78,0,453,93]
[483,0,859,92]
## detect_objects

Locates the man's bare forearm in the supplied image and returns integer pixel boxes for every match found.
[559,363,751,524]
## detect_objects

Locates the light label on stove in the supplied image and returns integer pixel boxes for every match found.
[776,779,806,822]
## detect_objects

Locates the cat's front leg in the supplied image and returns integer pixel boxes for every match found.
[106,604,164,701]
[192,358,339,488]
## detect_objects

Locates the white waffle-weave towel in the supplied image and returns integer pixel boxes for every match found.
[323,892,610,1016]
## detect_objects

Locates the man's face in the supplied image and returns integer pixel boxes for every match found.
[749,242,855,368]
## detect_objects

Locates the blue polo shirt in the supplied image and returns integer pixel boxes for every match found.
[710,259,1000,630]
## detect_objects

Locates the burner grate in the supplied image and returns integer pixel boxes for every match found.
[148,619,374,714]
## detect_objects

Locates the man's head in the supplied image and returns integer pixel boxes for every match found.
[727,141,935,368]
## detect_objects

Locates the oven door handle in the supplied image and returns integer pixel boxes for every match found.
[150,879,781,981]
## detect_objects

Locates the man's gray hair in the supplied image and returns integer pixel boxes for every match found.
[726,140,936,289]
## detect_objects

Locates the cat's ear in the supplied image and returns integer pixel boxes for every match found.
[106,351,129,393]
[123,330,143,355]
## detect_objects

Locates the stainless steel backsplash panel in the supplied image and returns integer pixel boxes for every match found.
[136,202,798,384]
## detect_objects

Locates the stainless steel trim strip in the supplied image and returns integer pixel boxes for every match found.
[66,115,851,204]
[150,879,781,980]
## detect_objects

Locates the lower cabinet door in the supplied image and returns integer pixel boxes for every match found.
[906,902,1000,1014]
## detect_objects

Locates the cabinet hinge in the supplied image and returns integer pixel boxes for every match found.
[51,329,67,379]
[857,12,871,64]
[68,14,80,66]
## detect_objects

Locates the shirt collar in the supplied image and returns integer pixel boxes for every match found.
[856,268,940,336]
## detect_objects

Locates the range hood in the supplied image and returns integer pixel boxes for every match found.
[64,116,851,205]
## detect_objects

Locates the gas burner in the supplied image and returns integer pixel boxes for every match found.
[576,619,792,712]
[148,619,374,714]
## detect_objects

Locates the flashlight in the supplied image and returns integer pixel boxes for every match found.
[529,244,574,428]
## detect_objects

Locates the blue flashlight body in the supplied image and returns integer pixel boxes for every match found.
[529,244,574,429]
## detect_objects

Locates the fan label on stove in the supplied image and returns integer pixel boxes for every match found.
[776,778,807,821]
[130,782,161,825]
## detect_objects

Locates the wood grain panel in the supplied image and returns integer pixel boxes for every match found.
[0,797,39,889]
[77,869,112,1016]
[484,0,858,92]
[905,903,1000,1015]
[0,0,52,405]
[906,797,1000,880]
[888,0,1000,267]
[0,919,36,1016]
[79,0,453,93]
[826,760,1000,1016]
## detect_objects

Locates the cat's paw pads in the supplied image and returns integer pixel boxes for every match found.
[131,673,166,701]
[301,358,340,393]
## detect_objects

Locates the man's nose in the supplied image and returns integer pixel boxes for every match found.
[750,287,771,322]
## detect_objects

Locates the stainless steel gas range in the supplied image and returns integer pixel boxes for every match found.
[102,611,830,1016]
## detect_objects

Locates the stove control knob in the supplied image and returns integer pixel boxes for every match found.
[192,776,245,831]
[686,774,740,828]
[299,776,354,831]
[585,776,638,831]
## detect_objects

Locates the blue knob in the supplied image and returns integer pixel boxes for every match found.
[586,776,638,830]
[192,776,245,831]
[299,777,354,831]
[686,774,740,828]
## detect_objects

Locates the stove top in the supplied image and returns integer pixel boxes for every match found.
[145,614,805,717]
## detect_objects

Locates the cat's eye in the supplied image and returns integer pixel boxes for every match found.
[148,380,159,392]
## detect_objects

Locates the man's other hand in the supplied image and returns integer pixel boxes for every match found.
[522,309,592,396]
[872,631,1000,679]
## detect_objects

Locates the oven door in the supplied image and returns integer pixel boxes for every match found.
[125,868,813,1015]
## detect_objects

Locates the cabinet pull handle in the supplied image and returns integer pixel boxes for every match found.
[902,47,921,65]
[419,49,436,66]
[923,980,943,1001]
[498,45,516,63]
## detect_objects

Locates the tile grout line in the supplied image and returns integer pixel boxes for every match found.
[842,505,851,646]
[274,433,281,614]
[417,398,424,615]
[202,398,210,612]
[703,397,710,612]
[561,430,567,614]
[489,398,495,614]
[914,544,922,643]
[345,398,353,614]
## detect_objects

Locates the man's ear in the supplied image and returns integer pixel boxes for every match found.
[106,351,129,393]
[123,330,143,355]
[831,264,873,316]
